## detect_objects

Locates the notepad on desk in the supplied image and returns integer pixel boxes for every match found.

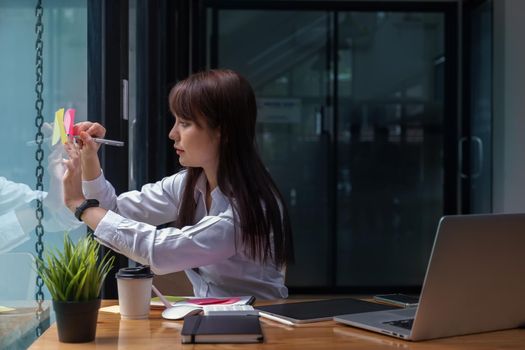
[150,295,189,308]
[181,315,263,344]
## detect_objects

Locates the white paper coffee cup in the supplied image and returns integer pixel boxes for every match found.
[116,266,154,320]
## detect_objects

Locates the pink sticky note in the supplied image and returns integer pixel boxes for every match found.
[64,108,76,136]
[188,298,241,305]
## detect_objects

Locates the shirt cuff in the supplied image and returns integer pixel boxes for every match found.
[93,210,126,255]
[82,170,107,198]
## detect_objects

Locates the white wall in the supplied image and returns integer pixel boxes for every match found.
[493,0,525,212]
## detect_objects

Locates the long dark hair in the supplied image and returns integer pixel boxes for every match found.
[169,69,294,268]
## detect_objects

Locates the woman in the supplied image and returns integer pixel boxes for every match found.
[63,69,294,299]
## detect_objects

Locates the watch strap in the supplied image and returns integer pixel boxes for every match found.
[74,199,100,221]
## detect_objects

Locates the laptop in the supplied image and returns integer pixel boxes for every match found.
[334,213,525,341]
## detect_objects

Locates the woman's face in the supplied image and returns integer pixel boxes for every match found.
[168,114,220,171]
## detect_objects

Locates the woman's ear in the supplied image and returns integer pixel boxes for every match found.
[214,127,222,142]
[209,127,222,148]
[219,129,228,144]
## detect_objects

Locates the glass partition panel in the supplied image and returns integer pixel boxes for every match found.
[212,7,448,290]
[0,0,87,347]
[336,12,445,286]
[216,10,333,287]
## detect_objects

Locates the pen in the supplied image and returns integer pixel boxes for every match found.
[26,136,125,147]
[73,135,125,147]
[151,284,173,309]
[258,311,295,326]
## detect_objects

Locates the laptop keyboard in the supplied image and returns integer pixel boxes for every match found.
[384,318,414,330]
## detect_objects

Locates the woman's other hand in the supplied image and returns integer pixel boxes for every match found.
[45,142,66,207]
[63,141,85,212]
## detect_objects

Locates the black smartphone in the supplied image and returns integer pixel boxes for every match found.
[373,293,419,308]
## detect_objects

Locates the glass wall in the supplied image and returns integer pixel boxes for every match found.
[0,1,87,348]
[336,12,444,287]
[210,7,448,290]
[215,10,334,286]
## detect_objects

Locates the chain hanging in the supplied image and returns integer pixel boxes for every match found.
[34,0,45,337]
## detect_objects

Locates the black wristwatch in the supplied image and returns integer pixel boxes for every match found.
[74,199,100,221]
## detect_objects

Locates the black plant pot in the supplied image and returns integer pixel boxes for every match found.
[52,298,101,343]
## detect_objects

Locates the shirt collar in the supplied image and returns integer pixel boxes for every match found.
[192,171,229,209]
[193,171,207,202]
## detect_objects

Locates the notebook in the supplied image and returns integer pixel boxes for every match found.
[334,213,525,341]
[256,297,398,324]
[181,315,263,344]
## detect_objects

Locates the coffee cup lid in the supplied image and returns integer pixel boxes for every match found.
[115,266,154,279]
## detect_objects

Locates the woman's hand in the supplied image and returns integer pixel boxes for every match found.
[73,122,106,158]
[72,122,105,181]
[63,141,86,213]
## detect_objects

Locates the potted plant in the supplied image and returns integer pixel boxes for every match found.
[36,233,114,343]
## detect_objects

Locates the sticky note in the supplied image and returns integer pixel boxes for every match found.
[0,305,15,313]
[54,108,67,144]
[188,297,241,305]
[99,305,121,314]
[151,296,188,303]
[63,110,71,136]
[51,113,61,145]
[64,108,76,136]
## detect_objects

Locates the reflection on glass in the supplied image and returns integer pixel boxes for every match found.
[118,319,152,349]
[213,8,447,289]
[217,10,332,286]
[336,12,444,286]
[0,0,88,347]
[0,147,81,255]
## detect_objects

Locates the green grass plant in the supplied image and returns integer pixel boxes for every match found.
[36,234,115,301]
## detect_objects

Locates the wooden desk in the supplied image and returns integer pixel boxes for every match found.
[29,299,525,349]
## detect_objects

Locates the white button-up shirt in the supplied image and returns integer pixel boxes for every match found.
[83,170,288,300]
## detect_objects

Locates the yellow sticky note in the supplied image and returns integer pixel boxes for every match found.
[0,305,15,313]
[55,108,67,144]
[51,113,61,145]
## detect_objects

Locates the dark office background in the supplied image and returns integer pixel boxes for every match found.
[87,0,492,297]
